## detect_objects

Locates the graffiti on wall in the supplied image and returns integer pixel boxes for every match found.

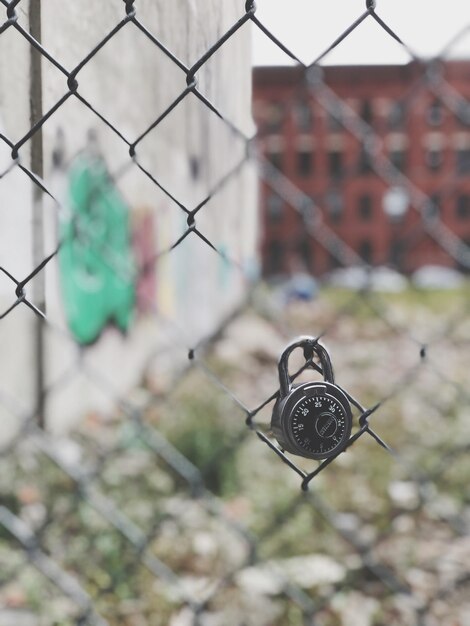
[59,154,136,344]
[56,130,248,346]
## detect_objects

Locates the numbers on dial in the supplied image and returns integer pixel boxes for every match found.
[290,395,348,456]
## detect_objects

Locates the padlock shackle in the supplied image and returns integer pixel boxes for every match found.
[278,336,335,398]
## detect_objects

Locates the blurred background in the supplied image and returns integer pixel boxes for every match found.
[0,1,468,625]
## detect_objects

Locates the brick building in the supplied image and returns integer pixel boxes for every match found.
[253,61,470,277]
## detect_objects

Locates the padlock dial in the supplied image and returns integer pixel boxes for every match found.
[290,394,349,457]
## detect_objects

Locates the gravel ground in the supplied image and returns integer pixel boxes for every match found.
[0,285,469,625]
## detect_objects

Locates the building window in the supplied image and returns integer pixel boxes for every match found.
[328,150,343,179]
[390,149,407,173]
[390,239,404,268]
[388,102,406,130]
[425,148,442,171]
[456,148,470,175]
[266,193,283,222]
[359,239,373,264]
[383,186,409,222]
[458,239,470,273]
[424,194,441,221]
[297,237,313,271]
[296,149,313,177]
[298,197,314,223]
[266,240,284,274]
[325,188,343,223]
[266,102,284,133]
[328,104,343,131]
[427,99,443,126]
[456,194,470,219]
[358,143,373,175]
[328,242,341,269]
[456,101,470,127]
[267,151,283,171]
[358,194,373,221]
[294,101,313,131]
[360,99,373,125]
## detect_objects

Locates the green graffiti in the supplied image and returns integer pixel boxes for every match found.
[59,154,135,344]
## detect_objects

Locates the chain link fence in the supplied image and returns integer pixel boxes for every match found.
[0,1,469,624]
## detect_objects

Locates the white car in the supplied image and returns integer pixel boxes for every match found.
[412,265,466,289]
[324,266,369,290]
[325,266,408,292]
[369,266,408,293]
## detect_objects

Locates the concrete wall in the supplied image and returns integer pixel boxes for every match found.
[0,3,36,441]
[0,0,257,436]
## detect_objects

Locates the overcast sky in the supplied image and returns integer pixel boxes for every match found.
[252,0,470,66]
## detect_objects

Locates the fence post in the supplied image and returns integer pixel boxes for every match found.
[29,0,45,428]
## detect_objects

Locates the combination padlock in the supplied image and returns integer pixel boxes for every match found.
[271,337,352,460]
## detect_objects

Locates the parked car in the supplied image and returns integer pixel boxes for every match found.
[324,266,408,292]
[369,266,408,292]
[323,266,369,290]
[412,265,466,289]
[283,272,319,302]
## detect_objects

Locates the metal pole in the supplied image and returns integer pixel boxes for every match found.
[29,0,46,428]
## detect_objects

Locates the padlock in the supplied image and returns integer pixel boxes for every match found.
[271,336,352,460]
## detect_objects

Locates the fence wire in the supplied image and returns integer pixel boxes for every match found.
[0,1,469,625]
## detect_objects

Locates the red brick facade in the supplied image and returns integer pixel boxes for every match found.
[253,62,470,276]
